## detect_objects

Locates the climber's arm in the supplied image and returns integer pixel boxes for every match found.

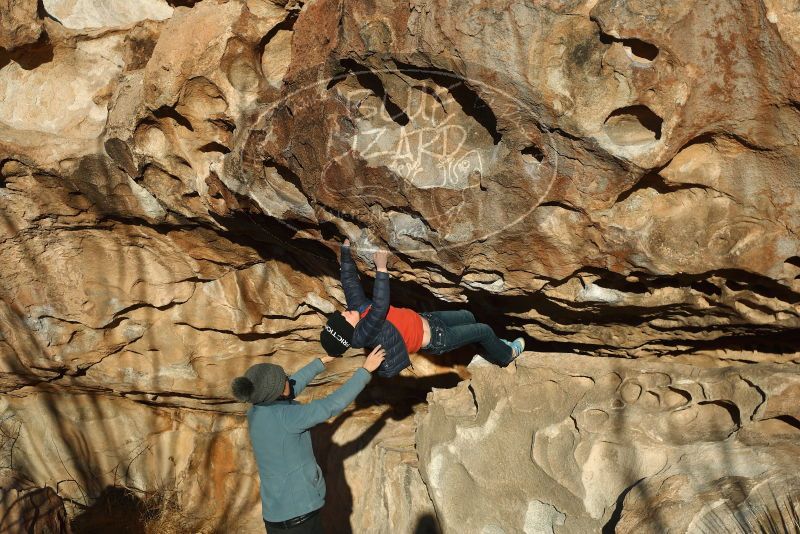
[340,241,372,313]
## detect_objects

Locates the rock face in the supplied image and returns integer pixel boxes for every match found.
[1,0,800,532]
[418,354,800,533]
[0,486,70,533]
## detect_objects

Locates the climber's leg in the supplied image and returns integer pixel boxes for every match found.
[424,309,476,327]
[425,320,514,366]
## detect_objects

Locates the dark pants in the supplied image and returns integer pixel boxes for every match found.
[264,512,324,534]
[420,310,513,366]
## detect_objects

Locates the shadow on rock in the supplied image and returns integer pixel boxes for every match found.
[313,373,458,534]
[71,486,146,534]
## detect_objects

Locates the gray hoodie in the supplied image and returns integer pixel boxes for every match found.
[247,358,371,521]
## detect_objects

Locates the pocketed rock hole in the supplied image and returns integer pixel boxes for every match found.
[198,141,232,154]
[784,256,800,279]
[522,145,544,163]
[0,160,8,188]
[166,0,202,6]
[598,31,659,64]
[604,105,663,146]
[621,38,659,63]
[338,59,411,126]
[0,33,55,71]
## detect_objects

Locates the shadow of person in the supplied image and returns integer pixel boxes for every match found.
[311,372,459,534]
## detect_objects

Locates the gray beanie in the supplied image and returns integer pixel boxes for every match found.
[231,363,287,404]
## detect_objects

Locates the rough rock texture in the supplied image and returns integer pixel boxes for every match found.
[418,354,800,533]
[0,486,70,533]
[2,0,800,532]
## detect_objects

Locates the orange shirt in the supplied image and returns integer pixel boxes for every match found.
[360,305,424,353]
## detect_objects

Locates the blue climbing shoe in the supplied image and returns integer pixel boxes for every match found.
[502,337,525,359]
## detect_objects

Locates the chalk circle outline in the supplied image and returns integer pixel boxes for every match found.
[240,64,560,256]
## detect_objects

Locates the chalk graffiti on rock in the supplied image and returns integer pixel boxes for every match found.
[346,88,485,190]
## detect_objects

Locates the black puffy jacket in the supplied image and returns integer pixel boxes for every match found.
[340,246,411,377]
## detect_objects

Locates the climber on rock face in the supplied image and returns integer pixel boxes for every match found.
[231,346,385,534]
[319,239,524,377]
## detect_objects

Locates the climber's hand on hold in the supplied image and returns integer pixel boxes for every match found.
[373,249,389,272]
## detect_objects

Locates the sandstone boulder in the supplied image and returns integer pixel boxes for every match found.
[2,0,800,531]
[417,354,800,533]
